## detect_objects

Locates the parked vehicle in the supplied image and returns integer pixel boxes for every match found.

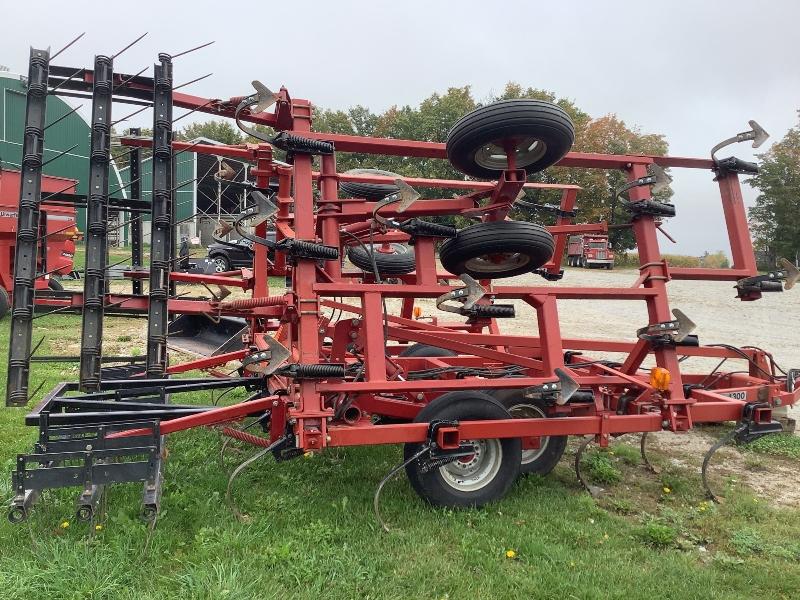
[567,234,614,269]
[206,230,276,272]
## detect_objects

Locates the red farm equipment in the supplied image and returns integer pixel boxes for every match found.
[3,42,799,526]
[567,234,615,269]
[0,167,79,316]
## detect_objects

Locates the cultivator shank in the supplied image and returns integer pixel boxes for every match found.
[5,39,799,523]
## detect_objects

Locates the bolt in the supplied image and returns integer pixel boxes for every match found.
[319,328,325,334]
[416,393,424,401]
[327,416,332,422]
[352,319,361,326]
[272,400,279,407]
[350,331,358,339]
[289,418,297,425]
[661,420,669,428]
[85,445,93,451]
[326,435,331,442]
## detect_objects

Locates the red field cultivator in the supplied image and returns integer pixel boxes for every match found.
[5,40,799,525]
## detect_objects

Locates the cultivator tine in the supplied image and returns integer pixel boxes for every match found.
[44,102,83,130]
[554,368,580,405]
[639,432,660,474]
[649,164,673,194]
[436,274,485,314]
[394,179,421,213]
[50,31,86,60]
[111,32,148,59]
[170,40,215,60]
[240,336,291,375]
[701,427,740,503]
[778,258,799,290]
[226,436,286,521]
[574,437,604,498]
[250,80,278,113]
[76,484,104,522]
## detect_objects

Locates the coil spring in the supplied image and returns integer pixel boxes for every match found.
[19,199,38,211]
[8,358,29,369]
[17,228,36,242]
[150,259,170,271]
[471,304,516,319]
[84,268,104,279]
[272,132,334,155]
[93,56,113,93]
[14,277,33,288]
[83,298,102,309]
[218,295,285,310]
[149,288,168,300]
[27,57,48,97]
[11,307,32,320]
[290,364,346,379]
[152,215,171,228]
[221,427,273,448]
[87,222,107,236]
[288,240,339,261]
[8,390,28,404]
[413,220,458,238]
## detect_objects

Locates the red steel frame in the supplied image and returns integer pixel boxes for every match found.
[44,71,798,452]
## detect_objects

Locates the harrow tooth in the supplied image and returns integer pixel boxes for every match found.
[574,437,605,498]
[639,432,661,474]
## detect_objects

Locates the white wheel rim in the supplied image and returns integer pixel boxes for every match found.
[508,403,550,465]
[464,252,530,273]
[474,137,547,170]
[213,258,226,272]
[439,438,502,492]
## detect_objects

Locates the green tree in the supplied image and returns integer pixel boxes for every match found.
[178,120,243,145]
[748,114,800,265]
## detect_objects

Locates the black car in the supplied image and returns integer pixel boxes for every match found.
[207,232,275,272]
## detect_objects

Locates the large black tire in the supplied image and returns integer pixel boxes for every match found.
[399,343,457,358]
[48,278,63,291]
[339,168,401,200]
[404,391,521,508]
[487,388,567,476]
[0,287,9,319]
[446,99,575,179]
[347,243,416,276]
[439,221,554,279]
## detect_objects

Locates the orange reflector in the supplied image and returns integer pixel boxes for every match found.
[650,367,671,391]
[413,306,422,319]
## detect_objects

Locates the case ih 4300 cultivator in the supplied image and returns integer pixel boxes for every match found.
[5,41,800,527]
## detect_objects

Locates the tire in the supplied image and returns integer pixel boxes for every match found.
[339,168,401,200]
[404,391,521,508]
[446,99,575,179]
[48,278,63,291]
[210,254,230,272]
[487,389,567,476]
[0,287,9,320]
[580,257,587,269]
[347,243,416,276]
[439,221,554,279]
[399,343,457,358]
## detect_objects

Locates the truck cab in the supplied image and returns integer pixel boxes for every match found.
[567,234,615,269]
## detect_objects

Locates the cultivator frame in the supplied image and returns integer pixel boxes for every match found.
[5,41,799,523]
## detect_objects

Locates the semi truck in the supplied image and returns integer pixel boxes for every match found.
[567,234,615,269]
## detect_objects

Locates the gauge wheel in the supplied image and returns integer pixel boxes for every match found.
[487,388,567,475]
[347,243,416,276]
[48,278,63,291]
[340,168,401,200]
[439,221,554,279]
[210,254,230,272]
[399,343,458,358]
[404,390,521,508]
[0,287,9,319]
[446,99,575,179]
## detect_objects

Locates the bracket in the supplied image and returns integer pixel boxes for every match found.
[735,258,799,300]
[240,336,291,375]
[524,368,580,406]
[637,308,696,345]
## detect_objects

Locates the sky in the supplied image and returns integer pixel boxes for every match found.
[1,0,798,256]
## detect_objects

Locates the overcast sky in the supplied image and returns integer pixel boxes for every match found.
[2,0,798,255]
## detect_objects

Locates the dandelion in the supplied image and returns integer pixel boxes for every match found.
[95,524,103,532]
[59,521,70,529]
[569,561,576,568]
[505,549,517,559]
[663,486,672,494]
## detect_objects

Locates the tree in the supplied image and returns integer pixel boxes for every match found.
[748,114,800,265]
[178,120,243,145]
[312,82,670,247]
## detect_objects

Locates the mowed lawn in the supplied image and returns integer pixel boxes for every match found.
[0,313,799,599]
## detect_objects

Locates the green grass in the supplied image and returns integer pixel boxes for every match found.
[0,317,799,599]
[744,434,800,459]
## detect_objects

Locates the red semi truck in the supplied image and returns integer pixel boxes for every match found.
[567,234,615,269]
[0,168,80,316]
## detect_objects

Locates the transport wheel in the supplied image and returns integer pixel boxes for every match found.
[339,168,401,200]
[404,391,521,508]
[487,389,567,475]
[347,243,416,276]
[399,343,458,358]
[580,257,587,268]
[439,221,554,279]
[48,278,63,291]
[0,287,9,319]
[446,99,575,179]
[211,254,230,272]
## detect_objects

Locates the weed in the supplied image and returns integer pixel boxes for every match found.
[744,434,800,459]
[635,520,678,549]
[583,450,622,484]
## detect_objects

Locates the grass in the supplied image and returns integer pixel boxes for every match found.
[0,318,799,598]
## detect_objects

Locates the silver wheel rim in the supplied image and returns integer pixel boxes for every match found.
[473,137,547,170]
[439,438,502,492]
[213,257,227,272]
[464,252,530,274]
[508,403,550,465]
